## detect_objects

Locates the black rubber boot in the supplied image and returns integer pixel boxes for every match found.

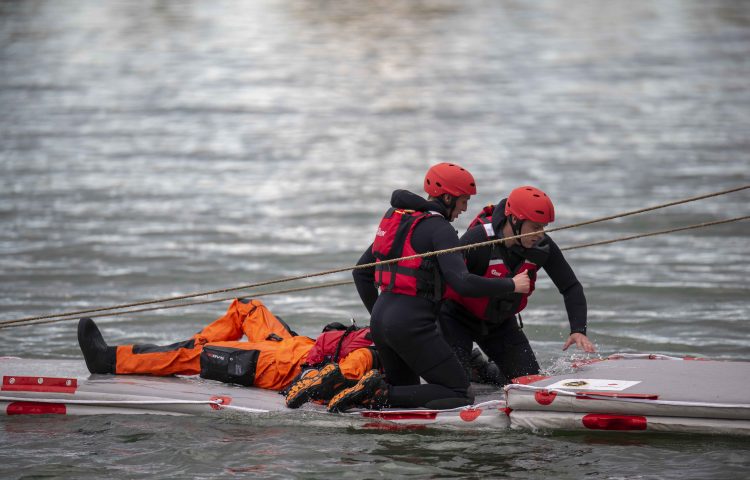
[77,318,117,374]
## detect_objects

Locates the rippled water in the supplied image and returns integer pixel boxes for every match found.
[1,1,749,478]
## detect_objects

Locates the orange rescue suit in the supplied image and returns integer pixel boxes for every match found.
[115,299,373,390]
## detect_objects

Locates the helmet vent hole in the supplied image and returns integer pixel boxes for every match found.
[426,179,431,185]
[535,210,545,215]
[436,182,442,187]
[533,194,540,197]
[470,183,475,187]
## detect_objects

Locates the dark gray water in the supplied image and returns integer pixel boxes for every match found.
[1,0,749,478]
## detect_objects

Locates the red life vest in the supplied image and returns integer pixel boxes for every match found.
[444,205,539,322]
[371,208,443,302]
[468,204,495,230]
[305,328,373,366]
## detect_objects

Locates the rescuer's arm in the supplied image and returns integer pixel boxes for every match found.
[352,244,379,314]
[543,238,595,352]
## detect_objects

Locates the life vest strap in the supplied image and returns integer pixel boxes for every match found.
[483,223,495,238]
[374,263,442,300]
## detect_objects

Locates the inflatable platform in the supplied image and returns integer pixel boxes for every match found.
[0,356,507,429]
[4,354,749,434]
[505,354,750,435]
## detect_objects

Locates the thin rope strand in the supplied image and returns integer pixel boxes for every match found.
[2,215,746,330]
[3,185,747,324]
[0,281,353,329]
[560,216,749,251]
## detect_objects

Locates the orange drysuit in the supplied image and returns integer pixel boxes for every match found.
[115,299,373,390]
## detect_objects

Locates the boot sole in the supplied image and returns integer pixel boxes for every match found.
[285,364,340,409]
[327,369,380,413]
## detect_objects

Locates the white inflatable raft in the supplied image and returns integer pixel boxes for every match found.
[0,357,507,429]
[505,354,750,436]
[4,354,749,434]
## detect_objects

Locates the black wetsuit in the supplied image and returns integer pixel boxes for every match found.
[438,199,587,385]
[353,190,517,409]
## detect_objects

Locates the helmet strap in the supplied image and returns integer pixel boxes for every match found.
[440,194,458,219]
[509,215,524,244]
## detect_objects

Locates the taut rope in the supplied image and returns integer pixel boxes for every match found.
[1,214,746,330]
[1,185,747,327]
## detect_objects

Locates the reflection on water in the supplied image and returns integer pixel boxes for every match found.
[1,0,748,384]
[1,1,749,478]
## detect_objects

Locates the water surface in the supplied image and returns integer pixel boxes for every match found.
[1,1,749,478]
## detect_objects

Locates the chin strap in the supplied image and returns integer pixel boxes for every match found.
[441,195,458,219]
[509,215,524,240]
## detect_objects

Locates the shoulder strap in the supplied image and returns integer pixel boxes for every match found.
[333,322,358,363]
[483,222,495,238]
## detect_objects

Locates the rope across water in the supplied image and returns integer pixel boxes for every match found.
[2,215,746,330]
[1,185,747,328]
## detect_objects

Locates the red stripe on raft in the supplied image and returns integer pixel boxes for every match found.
[512,374,550,385]
[2,376,77,394]
[576,392,659,400]
[360,411,438,421]
[362,422,427,431]
[570,358,606,369]
[7,402,67,415]
[582,414,647,431]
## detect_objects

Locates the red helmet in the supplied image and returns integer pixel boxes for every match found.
[504,186,555,223]
[423,163,477,197]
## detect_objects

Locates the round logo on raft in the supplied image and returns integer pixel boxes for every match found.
[562,380,589,387]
